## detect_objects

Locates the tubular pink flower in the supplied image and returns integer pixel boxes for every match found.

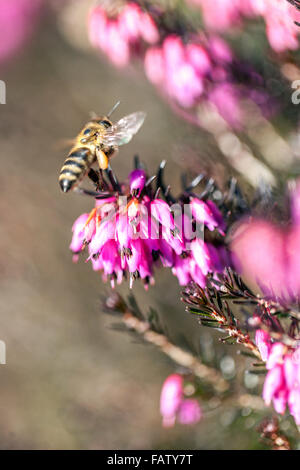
[70,213,89,254]
[208,36,233,63]
[130,169,147,197]
[88,6,108,50]
[266,343,286,370]
[144,47,165,85]
[116,213,129,250]
[209,83,243,129]
[189,259,206,287]
[177,399,202,425]
[172,255,192,286]
[158,239,174,268]
[118,3,142,43]
[191,239,213,276]
[151,199,175,230]
[186,43,211,76]
[88,217,115,256]
[273,389,288,415]
[168,62,204,108]
[262,365,284,406]
[291,180,300,226]
[101,240,119,276]
[163,35,185,70]
[106,21,130,67]
[139,11,160,44]
[231,219,287,298]
[191,198,221,232]
[288,388,300,425]
[160,374,183,428]
[255,330,271,362]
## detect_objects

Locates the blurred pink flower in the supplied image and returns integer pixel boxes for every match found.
[255,330,271,362]
[232,178,300,300]
[160,374,202,427]
[0,0,43,64]
[160,374,183,428]
[262,342,300,425]
[188,0,300,52]
[89,3,159,68]
[177,399,202,425]
[89,4,271,128]
[69,213,89,254]
[231,219,287,298]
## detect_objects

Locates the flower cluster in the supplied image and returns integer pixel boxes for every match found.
[188,0,300,53]
[89,2,159,67]
[231,180,300,301]
[159,374,202,428]
[145,34,244,117]
[256,330,300,425]
[88,2,270,128]
[70,165,227,289]
[0,0,43,65]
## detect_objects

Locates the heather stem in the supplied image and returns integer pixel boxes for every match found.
[121,309,229,393]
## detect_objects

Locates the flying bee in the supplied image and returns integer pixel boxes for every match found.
[59,102,146,192]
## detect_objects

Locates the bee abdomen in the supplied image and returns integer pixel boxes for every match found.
[59,147,92,192]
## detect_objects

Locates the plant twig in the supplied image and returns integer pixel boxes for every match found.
[105,293,229,393]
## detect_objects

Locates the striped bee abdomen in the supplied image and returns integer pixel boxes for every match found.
[59,147,93,192]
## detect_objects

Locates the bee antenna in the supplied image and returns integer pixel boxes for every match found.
[107,101,121,118]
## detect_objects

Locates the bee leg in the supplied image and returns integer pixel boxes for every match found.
[74,187,113,199]
[88,168,100,190]
[99,169,110,192]
[106,164,121,192]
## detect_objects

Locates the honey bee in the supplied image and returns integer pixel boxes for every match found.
[59,103,146,192]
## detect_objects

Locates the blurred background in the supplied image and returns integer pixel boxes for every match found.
[0,0,299,449]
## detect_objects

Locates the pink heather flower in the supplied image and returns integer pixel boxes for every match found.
[88,6,108,51]
[189,0,300,52]
[160,374,183,428]
[89,2,159,68]
[151,199,175,230]
[231,219,287,298]
[144,47,165,85]
[163,35,185,70]
[106,21,131,67]
[208,36,233,63]
[69,213,89,254]
[261,341,300,425]
[130,169,146,197]
[191,239,213,276]
[255,330,271,362]
[0,0,43,64]
[139,11,160,45]
[191,198,225,233]
[169,62,204,108]
[186,43,212,76]
[232,179,300,301]
[172,255,192,286]
[69,167,227,289]
[291,180,300,226]
[209,83,243,129]
[177,399,202,425]
[118,3,142,43]
[263,364,284,407]
[191,0,242,31]
[160,374,202,427]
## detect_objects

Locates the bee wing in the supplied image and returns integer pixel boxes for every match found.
[101,111,146,147]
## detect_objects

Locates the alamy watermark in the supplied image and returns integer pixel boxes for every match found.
[0,341,6,364]
[0,80,6,104]
[291,80,300,104]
